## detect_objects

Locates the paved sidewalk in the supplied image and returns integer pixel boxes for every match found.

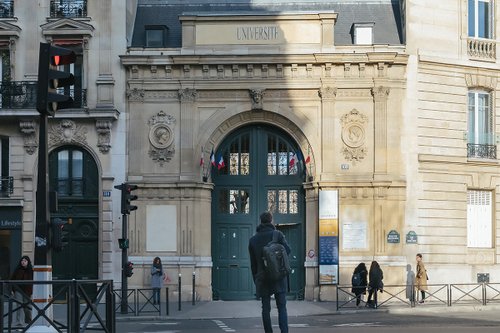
[115,300,500,321]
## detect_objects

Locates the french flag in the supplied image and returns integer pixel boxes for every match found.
[210,149,216,167]
[217,155,225,170]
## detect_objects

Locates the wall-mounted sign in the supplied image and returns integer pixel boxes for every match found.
[318,190,339,285]
[387,230,400,243]
[406,231,418,244]
[0,207,22,229]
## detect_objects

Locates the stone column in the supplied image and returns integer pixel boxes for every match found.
[178,88,197,180]
[318,86,337,177]
[371,86,390,178]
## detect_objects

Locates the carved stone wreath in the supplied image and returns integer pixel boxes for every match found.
[148,110,176,166]
[49,119,88,147]
[340,109,368,163]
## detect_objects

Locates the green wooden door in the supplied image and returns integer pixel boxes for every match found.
[212,125,305,300]
[49,146,99,299]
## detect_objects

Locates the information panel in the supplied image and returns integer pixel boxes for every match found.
[318,190,339,284]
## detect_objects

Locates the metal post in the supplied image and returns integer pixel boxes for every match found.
[165,287,169,316]
[178,274,182,311]
[120,213,128,314]
[192,271,195,306]
[0,282,4,332]
[105,280,115,333]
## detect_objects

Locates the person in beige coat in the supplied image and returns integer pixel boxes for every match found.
[416,253,428,303]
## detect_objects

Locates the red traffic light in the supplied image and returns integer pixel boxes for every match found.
[49,45,76,66]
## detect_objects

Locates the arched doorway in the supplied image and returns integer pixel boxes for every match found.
[211,125,306,300]
[48,146,99,295]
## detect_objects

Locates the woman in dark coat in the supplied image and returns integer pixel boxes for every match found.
[366,260,384,308]
[10,255,33,326]
[351,262,368,306]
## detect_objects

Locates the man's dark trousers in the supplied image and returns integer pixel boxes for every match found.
[261,292,288,333]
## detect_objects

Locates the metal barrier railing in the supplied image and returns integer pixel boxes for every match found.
[1,279,115,333]
[336,282,500,310]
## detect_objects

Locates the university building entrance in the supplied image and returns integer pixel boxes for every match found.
[211,125,305,300]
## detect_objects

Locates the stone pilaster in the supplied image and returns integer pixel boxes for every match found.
[318,86,336,175]
[371,86,390,178]
[178,88,197,180]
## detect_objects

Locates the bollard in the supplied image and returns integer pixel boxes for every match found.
[192,271,196,306]
[165,287,169,316]
[178,273,182,311]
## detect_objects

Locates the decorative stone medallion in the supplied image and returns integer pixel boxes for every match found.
[148,110,176,166]
[340,109,368,163]
[49,119,88,147]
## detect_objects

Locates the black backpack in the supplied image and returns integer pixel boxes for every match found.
[262,231,291,281]
[352,272,362,287]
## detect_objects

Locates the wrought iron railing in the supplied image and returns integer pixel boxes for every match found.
[0,0,14,18]
[0,176,13,197]
[0,81,37,109]
[0,81,87,109]
[467,143,497,159]
[50,0,87,18]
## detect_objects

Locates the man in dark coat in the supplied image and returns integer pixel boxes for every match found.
[249,211,291,333]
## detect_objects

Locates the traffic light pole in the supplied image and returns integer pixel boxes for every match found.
[121,213,128,314]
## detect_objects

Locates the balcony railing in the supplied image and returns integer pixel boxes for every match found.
[0,176,13,197]
[0,81,87,109]
[467,143,497,159]
[50,0,87,18]
[0,0,14,18]
[467,38,496,60]
[0,81,37,109]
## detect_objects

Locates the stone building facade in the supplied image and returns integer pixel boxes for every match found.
[1,0,499,303]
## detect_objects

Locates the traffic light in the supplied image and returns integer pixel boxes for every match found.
[124,261,134,278]
[114,183,139,215]
[37,42,76,116]
[51,218,68,252]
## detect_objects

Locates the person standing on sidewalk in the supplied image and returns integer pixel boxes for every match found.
[416,253,428,303]
[249,211,291,333]
[10,255,33,327]
[366,260,383,308]
[151,257,164,305]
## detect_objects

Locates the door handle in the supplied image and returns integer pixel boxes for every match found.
[229,264,239,268]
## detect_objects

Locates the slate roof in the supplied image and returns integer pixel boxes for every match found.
[131,0,403,48]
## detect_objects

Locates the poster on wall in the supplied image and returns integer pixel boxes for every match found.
[318,190,339,284]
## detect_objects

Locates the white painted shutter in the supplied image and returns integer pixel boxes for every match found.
[467,190,492,248]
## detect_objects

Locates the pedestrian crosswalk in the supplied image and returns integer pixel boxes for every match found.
[213,319,236,332]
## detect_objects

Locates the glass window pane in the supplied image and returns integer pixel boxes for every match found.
[289,190,298,214]
[278,140,288,175]
[229,139,239,175]
[478,1,490,38]
[218,189,229,213]
[146,30,163,47]
[72,151,83,178]
[241,134,250,175]
[58,150,69,178]
[278,190,288,214]
[468,0,475,37]
[267,190,276,213]
[267,135,277,175]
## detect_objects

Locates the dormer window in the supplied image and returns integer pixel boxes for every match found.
[353,23,375,45]
[145,26,167,48]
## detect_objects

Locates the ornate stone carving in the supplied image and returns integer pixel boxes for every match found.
[341,109,368,163]
[178,88,197,102]
[49,119,88,147]
[148,111,176,166]
[371,86,390,99]
[318,86,337,99]
[19,120,37,155]
[126,87,145,101]
[96,120,112,153]
[249,88,265,111]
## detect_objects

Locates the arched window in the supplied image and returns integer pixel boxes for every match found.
[49,146,98,198]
